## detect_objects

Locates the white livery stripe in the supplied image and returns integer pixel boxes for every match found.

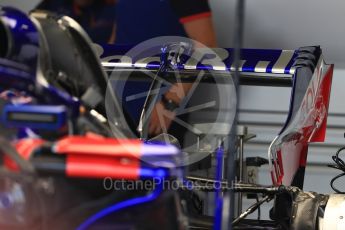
[289,67,296,75]
[102,62,132,67]
[271,50,295,74]
[135,57,160,68]
[255,61,271,73]
[230,60,246,71]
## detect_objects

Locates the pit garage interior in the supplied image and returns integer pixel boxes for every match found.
[1,0,345,229]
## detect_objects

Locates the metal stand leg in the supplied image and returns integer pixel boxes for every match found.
[236,126,256,217]
[237,135,244,215]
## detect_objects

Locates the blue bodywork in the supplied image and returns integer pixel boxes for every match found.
[0,7,79,116]
[2,105,67,130]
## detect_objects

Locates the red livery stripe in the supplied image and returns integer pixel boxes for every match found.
[179,12,212,24]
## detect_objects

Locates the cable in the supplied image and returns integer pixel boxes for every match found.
[256,195,261,221]
[232,195,272,226]
[76,181,164,230]
[328,146,345,194]
[214,145,224,230]
[0,137,35,173]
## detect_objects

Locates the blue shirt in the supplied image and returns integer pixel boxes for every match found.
[115,0,187,45]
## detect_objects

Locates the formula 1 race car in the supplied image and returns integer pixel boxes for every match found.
[0,6,342,230]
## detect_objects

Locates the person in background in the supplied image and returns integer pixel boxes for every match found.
[113,0,217,135]
[36,0,217,136]
[115,0,216,47]
[36,0,216,47]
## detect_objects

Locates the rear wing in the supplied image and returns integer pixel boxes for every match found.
[99,45,333,188]
[99,44,297,87]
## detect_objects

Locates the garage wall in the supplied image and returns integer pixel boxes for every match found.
[211,0,345,67]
